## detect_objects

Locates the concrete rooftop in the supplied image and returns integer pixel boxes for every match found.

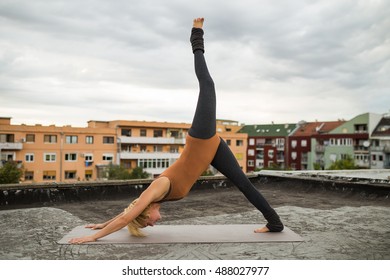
[0,170,389,260]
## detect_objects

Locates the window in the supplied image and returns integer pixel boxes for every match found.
[25,153,34,162]
[85,170,93,180]
[1,152,14,161]
[0,134,14,143]
[121,129,132,136]
[24,171,34,181]
[44,153,56,162]
[86,136,94,144]
[248,149,255,156]
[85,154,93,162]
[26,134,35,143]
[44,135,57,143]
[249,138,255,146]
[257,151,264,159]
[170,146,179,153]
[372,154,377,161]
[257,161,264,169]
[65,135,78,144]
[226,139,231,146]
[268,150,274,158]
[65,171,77,179]
[276,138,285,148]
[138,159,169,169]
[235,153,243,160]
[103,136,115,144]
[248,160,254,167]
[154,130,163,138]
[301,140,307,147]
[154,145,163,152]
[236,140,243,146]
[170,130,180,138]
[140,129,147,137]
[354,124,367,133]
[65,153,77,161]
[102,154,113,161]
[379,155,383,161]
[291,140,297,148]
[43,171,56,180]
[291,152,297,160]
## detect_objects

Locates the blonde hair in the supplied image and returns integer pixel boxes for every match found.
[124,198,153,237]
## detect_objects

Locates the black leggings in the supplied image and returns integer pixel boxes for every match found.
[188,50,275,218]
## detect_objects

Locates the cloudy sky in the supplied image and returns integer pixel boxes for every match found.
[1,0,389,127]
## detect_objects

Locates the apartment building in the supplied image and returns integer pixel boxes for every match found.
[288,120,345,170]
[1,117,248,183]
[370,115,390,169]
[112,120,190,177]
[238,123,298,172]
[113,119,247,176]
[324,113,382,169]
[0,117,117,183]
[216,119,248,173]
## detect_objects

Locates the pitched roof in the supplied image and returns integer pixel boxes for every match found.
[292,121,345,137]
[371,117,390,136]
[238,123,297,137]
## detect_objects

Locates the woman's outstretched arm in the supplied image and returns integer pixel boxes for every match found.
[69,177,170,244]
[84,212,125,230]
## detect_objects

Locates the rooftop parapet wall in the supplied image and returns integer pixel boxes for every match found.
[1,171,389,208]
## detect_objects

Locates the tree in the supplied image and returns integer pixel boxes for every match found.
[0,161,23,184]
[129,166,149,179]
[106,163,150,180]
[328,156,358,170]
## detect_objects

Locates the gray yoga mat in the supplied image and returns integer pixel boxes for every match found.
[58,224,303,244]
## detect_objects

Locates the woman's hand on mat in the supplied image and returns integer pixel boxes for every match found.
[85,223,105,230]
[69,235,96,244]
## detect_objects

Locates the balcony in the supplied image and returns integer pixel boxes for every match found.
[119,136,186,145]
[315,145,325,153]
[354,146,369,152]
[370,146,384,152]
[276,144,285,150]
[0,142,23,150]
[120,151,181,160]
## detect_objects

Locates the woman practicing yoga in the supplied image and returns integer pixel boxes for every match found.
[69,18,283,244]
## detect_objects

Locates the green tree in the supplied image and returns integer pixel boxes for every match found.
[0,161,23,184]
[107,163,131,180]
[106,163,149,180]
[328,156,358,170]
[129,166,149,179]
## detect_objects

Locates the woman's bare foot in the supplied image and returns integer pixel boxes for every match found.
[254,226,270,233]
[193,17,204,29]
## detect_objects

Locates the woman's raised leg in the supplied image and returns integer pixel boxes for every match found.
[188,18,216,139]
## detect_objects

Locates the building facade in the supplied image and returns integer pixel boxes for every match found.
[1,117,247,183]
[370,115,390,169]
[324,113,382,169]
[0,117,117,183]
[238,123,297,172]
[288,120,345,170]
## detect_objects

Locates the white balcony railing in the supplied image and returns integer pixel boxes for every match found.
[0,142,23,150]
[119,136,186,145]
[120,151,181,160]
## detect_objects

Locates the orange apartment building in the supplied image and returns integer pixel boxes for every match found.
[0,117,248,183]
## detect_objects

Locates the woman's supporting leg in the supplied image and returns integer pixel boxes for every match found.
[188,26,216,139]
[211,139,284,232]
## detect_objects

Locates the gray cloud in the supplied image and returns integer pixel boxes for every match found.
[0,0,389,127]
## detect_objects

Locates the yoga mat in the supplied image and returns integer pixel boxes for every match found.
[58,224,303,244]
